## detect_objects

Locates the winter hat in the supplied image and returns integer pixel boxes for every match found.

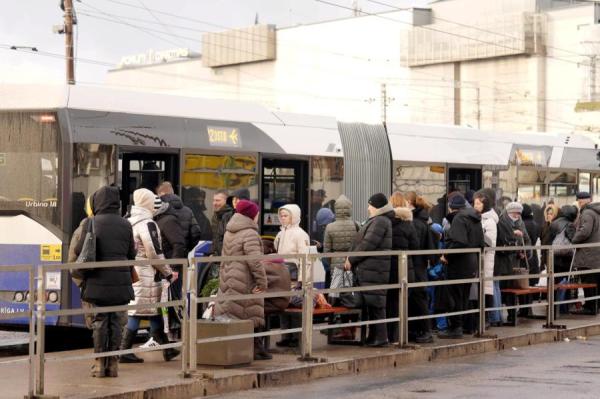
[505,202,523,214]
[316,208,335,226]
[368,193,388,209]
[133,188,157,213]
[448,194,466,210]
[232,188,251,201]
[576,191,591,200]
[236,199,259,220]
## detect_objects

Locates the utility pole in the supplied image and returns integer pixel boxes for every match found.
[381,83,394,127]
[62,0,75,84]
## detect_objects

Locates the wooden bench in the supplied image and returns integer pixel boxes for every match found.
[265,306,363,348]
[500,287,548,326]
[501,283,598,325]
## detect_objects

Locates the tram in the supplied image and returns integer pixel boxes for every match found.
[1,84,598,327]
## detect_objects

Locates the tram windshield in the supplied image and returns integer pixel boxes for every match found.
[0,111,60,230]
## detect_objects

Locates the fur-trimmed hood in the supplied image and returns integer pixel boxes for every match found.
[394,207,413,222]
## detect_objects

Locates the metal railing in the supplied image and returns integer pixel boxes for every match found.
[14,241,600,397]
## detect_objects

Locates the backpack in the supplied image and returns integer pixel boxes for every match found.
[552,226,574,256]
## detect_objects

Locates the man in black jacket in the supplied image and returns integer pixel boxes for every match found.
[439,195,485,339]
[345,193,393,347]
[154,197,187,338]
[157,182,202,250]
[74,185,136,378]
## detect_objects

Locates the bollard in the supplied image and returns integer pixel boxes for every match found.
[399,252,409,348]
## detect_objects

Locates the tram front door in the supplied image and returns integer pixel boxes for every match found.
[260,158,309,237]
[120,152,179,215]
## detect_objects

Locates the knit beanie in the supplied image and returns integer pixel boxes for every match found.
[448,194,466,210]
[154,195,163,211]
[368,193,388,209]
[236,199,259,220]
[505,202,523,214]
[133,188,157,213]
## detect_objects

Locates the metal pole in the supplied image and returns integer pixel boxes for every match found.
[478,250,486,336]
[28,266,35,398]
[399,252,409,348]
[546,249,555,327]
[189,262,198,372]
[35,267,46,395]
[180,261,190,377]
[300,254,314,360]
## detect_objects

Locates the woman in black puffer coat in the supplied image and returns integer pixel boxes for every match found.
[387,192,419,343]
[346,193,393,347]
[74,185,136,378]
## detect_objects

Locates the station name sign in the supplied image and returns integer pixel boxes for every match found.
[207,126,242,148]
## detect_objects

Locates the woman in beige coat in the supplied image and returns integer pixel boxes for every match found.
[214,200,270,360]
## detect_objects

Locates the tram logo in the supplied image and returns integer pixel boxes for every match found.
[207,126,242,148]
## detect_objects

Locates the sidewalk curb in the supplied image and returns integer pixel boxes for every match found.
[86,322,600,399]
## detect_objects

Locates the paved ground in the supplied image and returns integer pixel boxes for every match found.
[211,335,600,399]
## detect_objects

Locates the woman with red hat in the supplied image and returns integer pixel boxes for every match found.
[213,200,271,360]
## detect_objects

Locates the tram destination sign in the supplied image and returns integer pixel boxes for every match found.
[207,126,242,148]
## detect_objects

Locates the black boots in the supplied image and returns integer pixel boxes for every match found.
[153,330,180,362]
[254,337,272,360]
[119,329,144,363]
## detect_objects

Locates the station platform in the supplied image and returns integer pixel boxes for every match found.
[3,315,600,399]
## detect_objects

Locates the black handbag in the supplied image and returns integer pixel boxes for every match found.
[338,272,362,309]
[76,218,96,263]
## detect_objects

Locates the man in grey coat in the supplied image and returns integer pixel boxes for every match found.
[572,192,600,314]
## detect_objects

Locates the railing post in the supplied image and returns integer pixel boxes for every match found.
[300,253,314,360]
[399,252,409,348]
[35,266,46,396]
[545,248,556,328]
[180,260,191,377]
[477,250,486,337]
[28,266,35,398]
[189,261,198,372]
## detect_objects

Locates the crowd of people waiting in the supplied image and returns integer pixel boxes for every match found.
[71,182,600,377]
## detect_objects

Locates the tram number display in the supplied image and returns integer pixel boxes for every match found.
[207,126,242,148]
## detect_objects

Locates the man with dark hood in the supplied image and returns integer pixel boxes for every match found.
[157,181,201,250]
[183,186,213,242]
[74,185,136,378]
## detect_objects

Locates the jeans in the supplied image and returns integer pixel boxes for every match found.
[489,281,503,323]
[126,315,164,334]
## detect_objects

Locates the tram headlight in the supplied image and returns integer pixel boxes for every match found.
[14,292,24,302]
[47,291,59,303]
[25,291,31,302]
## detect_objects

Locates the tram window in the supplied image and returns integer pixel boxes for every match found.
[309,157,343,240]
[498,167,518,203]
[392,163,445,205]
[0,111,60,229]
[72,144,116,232]
[592,173,600,202]
[181,154,258,222]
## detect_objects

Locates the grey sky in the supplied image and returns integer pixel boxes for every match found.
[0,0,425,85]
